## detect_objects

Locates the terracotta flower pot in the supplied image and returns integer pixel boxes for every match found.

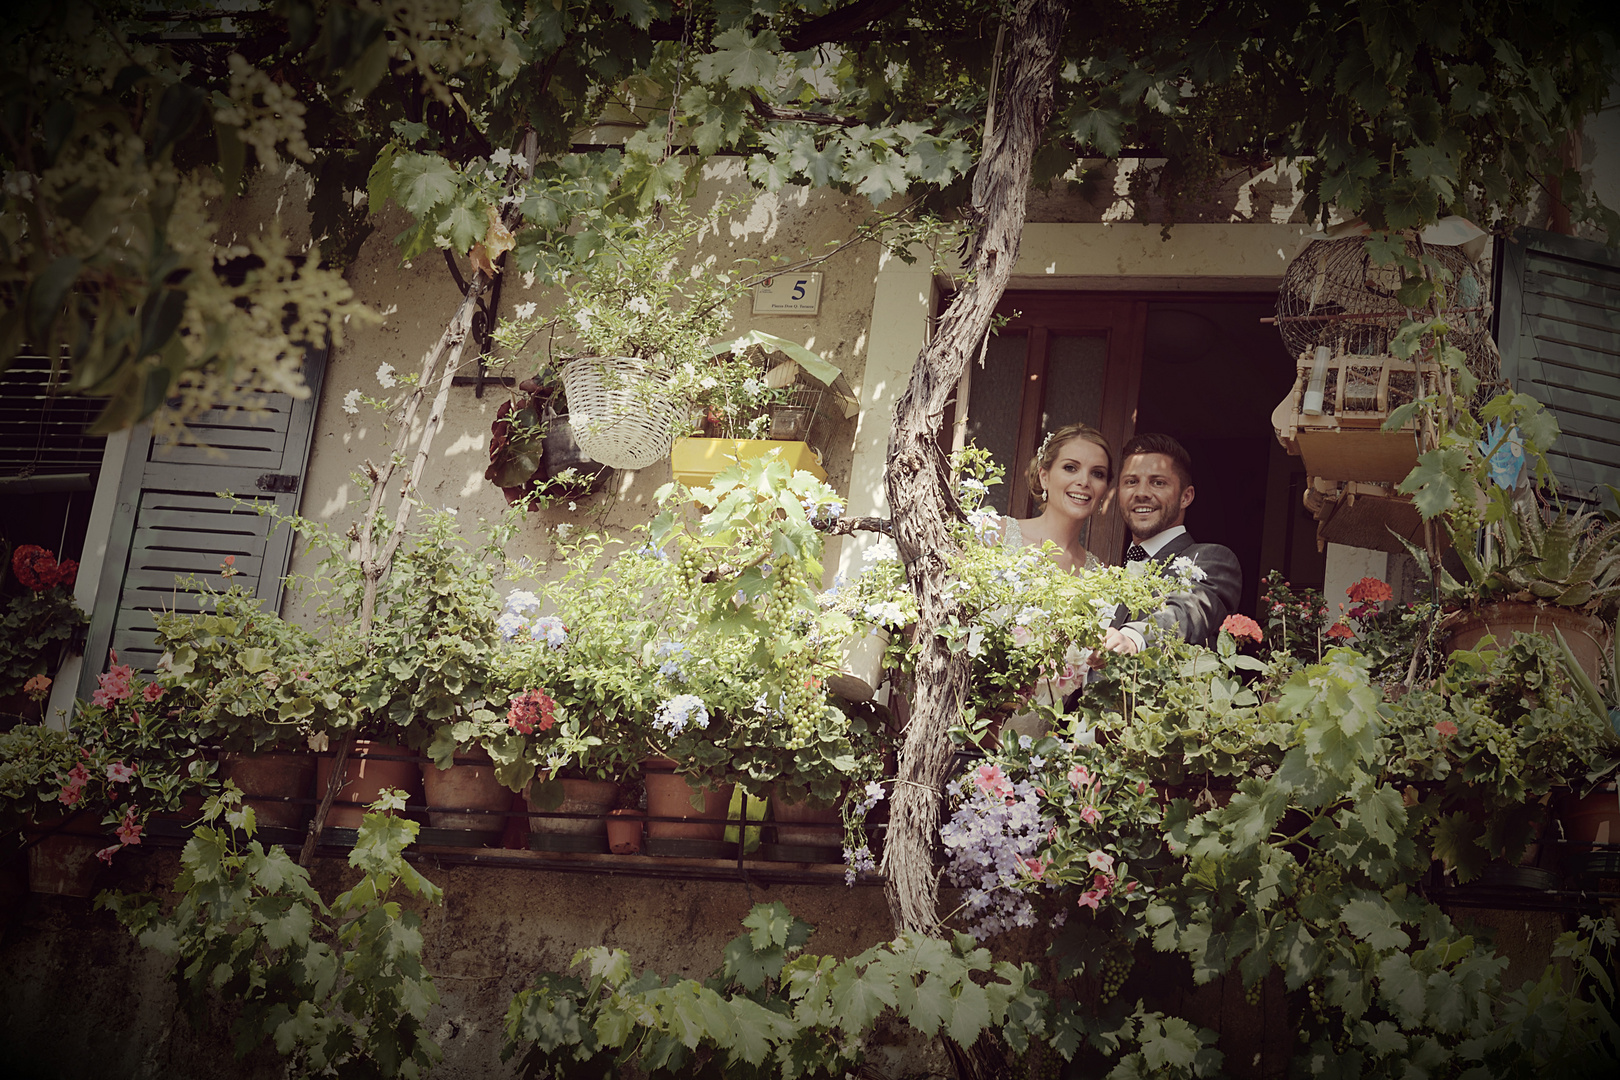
[768,788,842,848]
[524,775,618,840]
[607,809,644,854]
[314,740,421,829]
[420,748,513,837]
[642,758,733,843]
[222,750,316,829]
[1444,602,1606,684]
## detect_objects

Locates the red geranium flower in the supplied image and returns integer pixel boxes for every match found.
[1435,720,1459,740]
[1326,622,1355,639]
[11,545,58,591]
[1220,614,1263,643]
[1346,577,1393,604]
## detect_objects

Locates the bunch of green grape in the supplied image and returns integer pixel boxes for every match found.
[1097,950,1134,1004]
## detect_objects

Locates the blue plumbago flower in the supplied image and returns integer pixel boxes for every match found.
[654,694,709,735]
[1169,556,1207,587]
[1018,735,1033,750]
[939,771,1053,939]
[843,843,877,886]
[495,610,528,640]
[633,542,670,561]
[1015,605,1044,626]
[992,567,1024,588]
[1028,754,1046,769]
[966,506,1003,543]
[505,590,541,614]
[529,615,567,648]
[959,477,988,496]
[855,780,886,814]
[655,641,689,679]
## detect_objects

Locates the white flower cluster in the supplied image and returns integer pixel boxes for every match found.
[495,590,567,647]
[654,694,710,735]
[966,507,1003,544]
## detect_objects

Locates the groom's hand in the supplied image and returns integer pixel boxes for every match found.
[1089,627,1139,667]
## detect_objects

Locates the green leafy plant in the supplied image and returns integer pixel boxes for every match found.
[101,787,444,1079]
[502,900,1051,1079]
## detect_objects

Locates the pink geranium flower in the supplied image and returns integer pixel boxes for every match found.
[1087,849,1115,874]
[142,683,163,703]
[95,844,120,865]
[1220,614,1263,643]
[116,809,143,846]
[1079,804,1101,825]
[1067,765,1094,792]
[106,761,136,783]
[1022,857,1047,880]
[1435,720,1459,741]
[973,764,1014,802]
[1077,890,1102,911]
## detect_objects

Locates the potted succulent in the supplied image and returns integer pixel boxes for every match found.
[1387,307,1618,680]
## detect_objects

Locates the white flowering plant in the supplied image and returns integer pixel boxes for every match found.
[639,454,885,803]
[945,450,1163,732]
[820,558,920,678]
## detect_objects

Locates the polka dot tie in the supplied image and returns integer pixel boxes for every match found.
[1124,543,1149,563]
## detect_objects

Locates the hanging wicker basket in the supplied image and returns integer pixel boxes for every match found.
[559,356,685,470]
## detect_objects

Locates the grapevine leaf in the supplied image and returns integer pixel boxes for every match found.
[945,979,990,1048]
[907,973,951,1037]
[392,153,460,215]
[1376,952,1427,1027]
[1340,898,1411,952]
[694,28,782,90]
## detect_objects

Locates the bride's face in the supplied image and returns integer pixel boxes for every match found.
[1040,437,1111,522]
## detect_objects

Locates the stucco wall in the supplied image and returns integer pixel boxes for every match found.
[0,845,915,1080]
[279,160,891,606]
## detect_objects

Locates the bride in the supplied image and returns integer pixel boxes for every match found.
[1000,423,1113,572]
[997,423,1114,736]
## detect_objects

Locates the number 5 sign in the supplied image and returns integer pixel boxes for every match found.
[752,272,822,315]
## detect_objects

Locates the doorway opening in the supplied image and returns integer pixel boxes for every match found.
[952,291,1326,618]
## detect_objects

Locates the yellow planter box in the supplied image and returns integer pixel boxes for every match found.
[670,438,826,487]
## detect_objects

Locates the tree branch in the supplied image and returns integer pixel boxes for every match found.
[819,516,894,538]
[880,0,1070,937]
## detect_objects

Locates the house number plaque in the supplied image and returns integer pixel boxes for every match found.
[752,272,822,315]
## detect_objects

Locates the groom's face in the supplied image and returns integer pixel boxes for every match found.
[1118,452,1195,541]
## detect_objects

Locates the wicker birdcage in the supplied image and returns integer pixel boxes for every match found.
[559,356,686,471]
[1271,233,1504,484]
[710,358,837,462]
[1274,235,1500,391]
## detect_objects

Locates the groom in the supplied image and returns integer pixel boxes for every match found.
[1100,433,1242,655]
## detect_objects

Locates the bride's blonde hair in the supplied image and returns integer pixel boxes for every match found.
[1027,423,1113,510]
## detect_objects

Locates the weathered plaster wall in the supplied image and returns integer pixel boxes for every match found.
[282,160,891,605]
[0,845,914,1080]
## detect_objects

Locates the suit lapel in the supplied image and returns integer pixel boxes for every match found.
[1149,532,1195,563]
[1111,532,1195,626]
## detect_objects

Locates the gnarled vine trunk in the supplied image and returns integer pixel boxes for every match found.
[881,0,1069,935]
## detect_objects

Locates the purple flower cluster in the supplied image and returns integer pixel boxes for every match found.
[939,765,1052,939]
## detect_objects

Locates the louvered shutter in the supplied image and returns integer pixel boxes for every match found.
[81,350,327,683]
[1494,228,1620,512]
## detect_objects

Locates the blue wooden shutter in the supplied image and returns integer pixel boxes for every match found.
[1494,228,1620,512]
[81,349,327,683]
